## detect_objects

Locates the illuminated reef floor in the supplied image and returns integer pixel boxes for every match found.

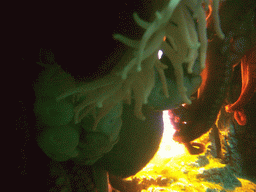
[123,153,256,192]
[114,110,256,192]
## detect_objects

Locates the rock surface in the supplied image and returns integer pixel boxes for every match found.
[197,166,242,190]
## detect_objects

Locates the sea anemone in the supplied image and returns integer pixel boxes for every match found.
[55,0,224,132]
[56,0,182,130]
[36,0,225,164]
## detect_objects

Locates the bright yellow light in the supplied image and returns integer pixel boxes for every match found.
[124,111,256,192]
[158,110,186,158]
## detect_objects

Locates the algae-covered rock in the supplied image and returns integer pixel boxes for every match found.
[197,166,241,190]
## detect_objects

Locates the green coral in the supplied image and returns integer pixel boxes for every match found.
[37,124,79,162]
[34,98,74,127]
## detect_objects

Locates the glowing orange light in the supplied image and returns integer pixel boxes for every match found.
[174,116,180,123]
[206,4,212,21]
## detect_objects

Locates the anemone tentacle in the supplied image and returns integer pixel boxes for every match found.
[55,0,224,132]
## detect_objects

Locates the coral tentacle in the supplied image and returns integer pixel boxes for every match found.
[234,109,247,126]
[226,46,256,125]
[212,0,225,39]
